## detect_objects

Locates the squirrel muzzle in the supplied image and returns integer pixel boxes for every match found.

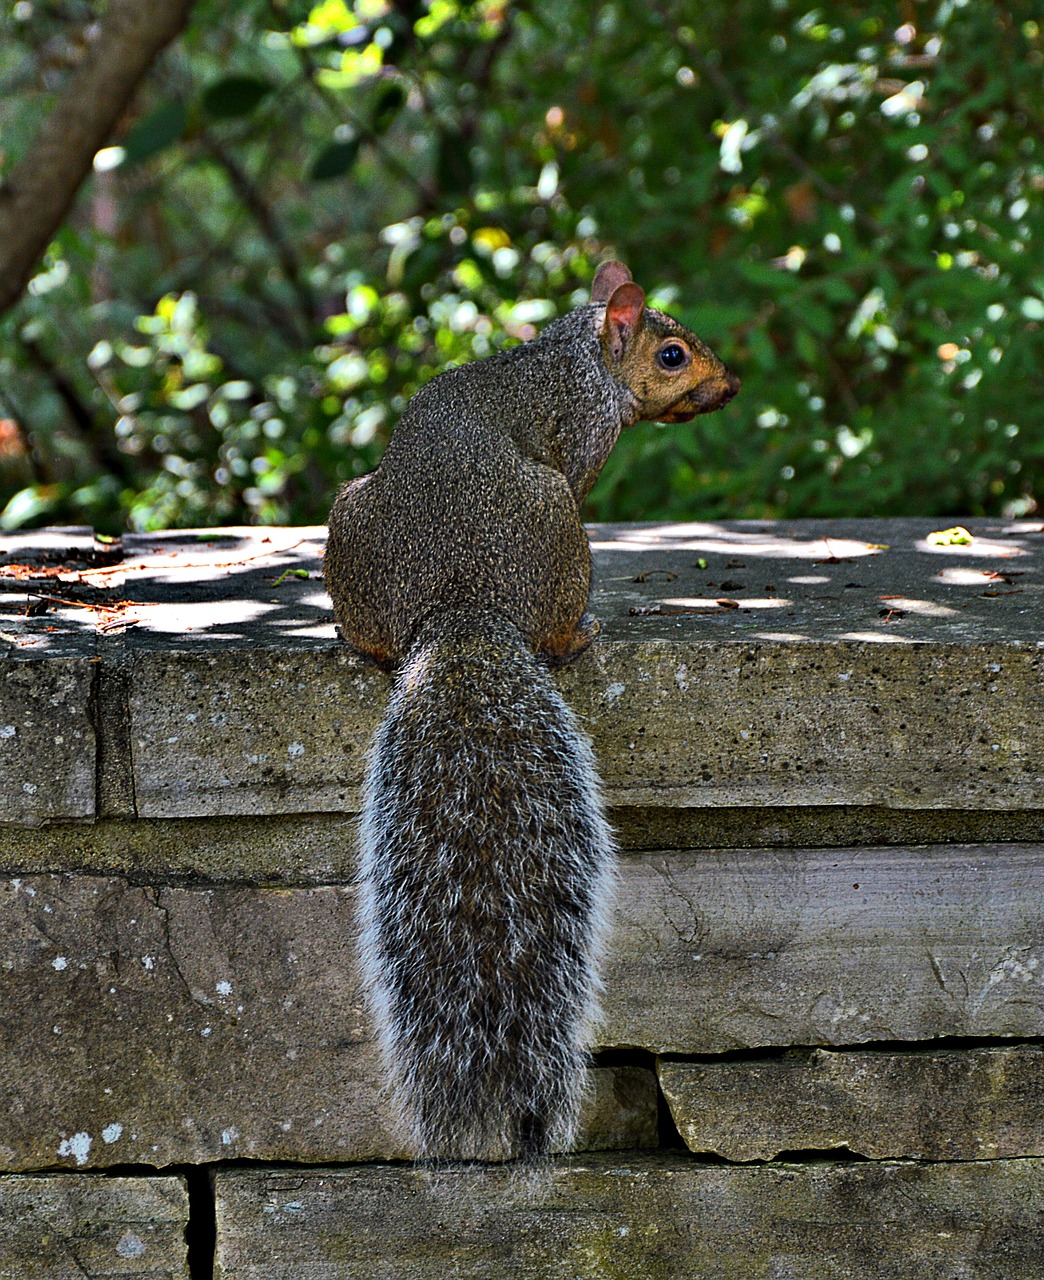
[601,284,741,426]
[653,369,742,423]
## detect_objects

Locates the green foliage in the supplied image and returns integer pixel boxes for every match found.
[0,0,1041,532]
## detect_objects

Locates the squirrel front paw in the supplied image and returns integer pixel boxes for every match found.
[542,612,601,667]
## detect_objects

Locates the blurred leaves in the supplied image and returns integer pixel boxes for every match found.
[202,75,273,118]
[309,137,362,180]
[0,0,1041,532]
[121,102,188,165]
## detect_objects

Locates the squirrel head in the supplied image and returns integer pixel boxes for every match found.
[592,261,740,424]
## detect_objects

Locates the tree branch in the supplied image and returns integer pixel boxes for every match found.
[19,332,138,487]
[200,132,320,337]
[0,0,197,316]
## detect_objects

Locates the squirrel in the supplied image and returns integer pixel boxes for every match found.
[324,259,739,1162]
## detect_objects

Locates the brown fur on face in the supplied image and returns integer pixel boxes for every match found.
[596,270,740,424]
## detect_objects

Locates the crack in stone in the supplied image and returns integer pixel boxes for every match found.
[145,886,212,1013]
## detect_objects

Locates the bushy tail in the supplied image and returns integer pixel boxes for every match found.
[357,607,615,1162]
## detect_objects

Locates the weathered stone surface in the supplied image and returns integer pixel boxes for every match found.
[213,1154,1044,1279]
[1,531,104,827]
[659,1044,1044,1162]
[6,806,1044,883]
[0,657,96,827]
[2,519,1042,821]
[128,647,382,818]
[0,813,363,883]
[586,518,1044,646]
[604,844,1044,1052]
[4,849,1040,1169]
[0,1175,188,1279]
[610,802,1044,852]
[0,875,653,1170]
[131,636,1044,817]
[1,874,393,1171]
[564,637,1044,811]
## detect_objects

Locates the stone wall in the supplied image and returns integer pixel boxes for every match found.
[2,518,1042,1278]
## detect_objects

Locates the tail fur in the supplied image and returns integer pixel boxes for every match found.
[357,607,615,1161]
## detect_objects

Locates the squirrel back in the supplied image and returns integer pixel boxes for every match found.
[325,261,738,1160]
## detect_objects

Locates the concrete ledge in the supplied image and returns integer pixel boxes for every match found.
[0,1174,188,1279]
[3,519,1042,824]
[212,1154,1044,1279]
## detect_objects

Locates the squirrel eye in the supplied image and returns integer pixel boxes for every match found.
[658,342,688,370]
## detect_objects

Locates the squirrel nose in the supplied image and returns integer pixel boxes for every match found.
[720,370,741,404]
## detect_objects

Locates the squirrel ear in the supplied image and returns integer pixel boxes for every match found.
[601,281,646,361]
[591,260,633,304]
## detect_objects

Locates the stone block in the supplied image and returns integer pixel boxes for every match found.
[128,648,382,817]
[0,656,96,827]
[0,875,653,1171]
[0,1175,187,1279]
[659,1044,1044,1161]
[213,1154,1044,1279]
[562,639,1044,811]
[605,844,1044,1052]
[125,637,1044,820]
[1,874,393,1171]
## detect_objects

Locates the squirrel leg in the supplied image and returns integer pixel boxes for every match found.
[325,474,402,669]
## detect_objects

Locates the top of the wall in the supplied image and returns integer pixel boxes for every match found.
[2,517,1042,653]
[2,518,1042,827]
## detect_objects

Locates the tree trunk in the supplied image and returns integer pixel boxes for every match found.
[0,0,197,316]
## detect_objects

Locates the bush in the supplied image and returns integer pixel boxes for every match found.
[0,0,1040,531]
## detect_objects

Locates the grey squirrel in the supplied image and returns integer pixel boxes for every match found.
[325,260,739,1161]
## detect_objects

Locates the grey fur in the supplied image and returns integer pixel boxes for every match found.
[358,608,616,1161]
[326,266,738,1161]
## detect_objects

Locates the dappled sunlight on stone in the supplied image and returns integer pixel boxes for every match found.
[660,596,794,611]
[836,630,919,643]
[272,619,339,639]
[300,590,336,612]
[874,596,961,618]
[135,598,279,637]
[933,566,1018,586]
[915,535,1028,559]
[590,521,887,561]
[589,517,1040,646]
[751,630,814,641]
